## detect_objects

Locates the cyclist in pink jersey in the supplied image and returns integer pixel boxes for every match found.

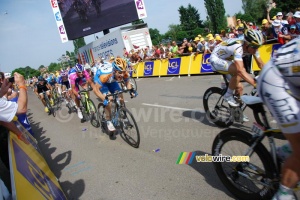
[69,64,95,120]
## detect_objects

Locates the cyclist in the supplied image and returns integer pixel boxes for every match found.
[257,38,300,200]
[93,58,137,132]
[69,64,95,120]
[210,29,264,107]
[58,70,72,103]
[34,76,52,113]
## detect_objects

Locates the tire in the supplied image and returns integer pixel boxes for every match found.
[98,103,107,133]
[87,99,100,127]
[119,107,140,148]
[253,105,279,130]
[203,87,234,127]
[212,128,277,200]
[129,77,137,92]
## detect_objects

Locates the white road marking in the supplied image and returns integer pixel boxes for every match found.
[166,77,175,81]
[142,103,204,112]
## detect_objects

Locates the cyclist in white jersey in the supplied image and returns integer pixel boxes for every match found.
[257,37,300,200]
[210,29,264,106]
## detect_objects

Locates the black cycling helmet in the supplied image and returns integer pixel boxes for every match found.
[38,76,44,81]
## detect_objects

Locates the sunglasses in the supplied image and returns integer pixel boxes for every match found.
[248,44,260,49]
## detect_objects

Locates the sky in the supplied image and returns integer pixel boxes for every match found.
[0,0,243,73]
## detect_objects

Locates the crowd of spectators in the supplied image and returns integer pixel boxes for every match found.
[120,10,300,64]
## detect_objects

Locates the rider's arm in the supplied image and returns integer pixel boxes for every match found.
[71,84,79,97]
[253,50,264,69]
[93,83,106,101]
[34,87,39,96]
[234,60,256,86]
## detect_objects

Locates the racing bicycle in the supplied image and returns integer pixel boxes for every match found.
[211,95,299,200]
[97,89,140,148]
[42,91,55,117]
[78,87,100,128]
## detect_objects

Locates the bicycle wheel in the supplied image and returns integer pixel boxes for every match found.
[203,87,234,127]
[119,107,140,148]
[212,128,277,200]
[253,105,278,129]
[87,99,100,127]
[98,103,107,133]
[129,77,137,92]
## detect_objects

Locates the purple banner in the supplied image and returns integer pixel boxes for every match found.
[167,58,181,75]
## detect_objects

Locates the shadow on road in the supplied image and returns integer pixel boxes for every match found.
[188,150,237,200]
[28,110,85,199]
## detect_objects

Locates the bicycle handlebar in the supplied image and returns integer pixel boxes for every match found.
[105,89,132,99]
[78,86,93,95]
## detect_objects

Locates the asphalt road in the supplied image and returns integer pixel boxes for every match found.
[26,74,279,200]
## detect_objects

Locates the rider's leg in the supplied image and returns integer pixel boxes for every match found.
[39,93,46,106]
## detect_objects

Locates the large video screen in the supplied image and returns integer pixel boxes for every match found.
[53,0,146,40]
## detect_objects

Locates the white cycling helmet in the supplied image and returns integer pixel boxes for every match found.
[244,29,264,47]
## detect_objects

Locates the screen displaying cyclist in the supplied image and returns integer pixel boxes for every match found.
[69,64,94,120]
[93,58,137,132]
[257,37,300,200]
[34,76,52,113]
[210,29,264,107]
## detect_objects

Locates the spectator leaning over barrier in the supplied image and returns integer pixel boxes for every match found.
[289,24,300,40]
[215,35,222,45]
[261,19,274,41]
[286,12,296,25]
[228,26,237,38]
[272,19,290,44]
[294,11,300,31]
[0,72,28,143]
[193,37,203,54]
[237,27,245,40]
[171,41,179,58]
[207,36,216,53]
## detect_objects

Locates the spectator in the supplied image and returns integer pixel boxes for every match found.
[220,30,227,41]
[193,37,203,53]
[235,19,244,29]
[143,47,153,60]
[267,10,288,26]
[171,41,179,58]
[215,35,222,45]
[289,24,299,40]
[286,12,296,25]
[247,22,254,30]
[294,11,300,31]
[261,19,274,41]
[123,47,129,58]
[228,27,237,38]
[237,27,245,40]
[178,38,188,54]
[207,36,216,53]
[272,20,290,44]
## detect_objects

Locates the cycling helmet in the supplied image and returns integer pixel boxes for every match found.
[112,58,126,71]
[244,29,263,46]
[74,64,84,72]
[38,76,44,81]
[60,70,68,77]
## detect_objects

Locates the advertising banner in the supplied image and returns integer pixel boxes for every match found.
[9,122,66,199]
[144,61,154,76]
[271,43,282,58]
[201,54,213,73]
[167,58,181,75]
[50,0,68,43]
[135,0,147,19]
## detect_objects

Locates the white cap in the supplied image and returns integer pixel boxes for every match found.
[84,63,91,69]
[272,19,281,27]
[276,12,283,16]
[294,11,300,18]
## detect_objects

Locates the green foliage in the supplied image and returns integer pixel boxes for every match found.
[12,66,40,78]
[178,4,204,33]
[73,37,86,55]
[149,28,162,45]
[48,63,61,73]
[132,19,144,25]
[235,12,254,23]
[38,65,45,70]
[204,0,227,34]
[241,0,268,23]
[275,0,300,13]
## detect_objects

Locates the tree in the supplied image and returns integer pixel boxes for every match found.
[204,0,227,34]
[273,0,300,13]
[132,19,144,25]
[12,66,40,78]
[38,65,45,70]
[149,28,162,45]
[73,37,86,55]
[235,12,254,24]
[178,4,203,36]
[164,24,183,43]
[242,0,268,23]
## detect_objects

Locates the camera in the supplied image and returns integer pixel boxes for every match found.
[8,77,15,83]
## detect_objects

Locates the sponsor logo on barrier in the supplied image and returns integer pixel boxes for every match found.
[55,12,61,21]
[167,58,181,75]
[271,44,282,58]
[201,54,213,73]
[50,0,58,8]
[12,139,66,199]
[144,62,154,76]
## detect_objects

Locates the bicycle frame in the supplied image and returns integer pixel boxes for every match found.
[79,91,91,113]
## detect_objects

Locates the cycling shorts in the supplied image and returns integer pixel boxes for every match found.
[38,90,50,95]
[100,81,121,95]
[210,54,232,74]
[257,62,300,134]
[62,81,70,89]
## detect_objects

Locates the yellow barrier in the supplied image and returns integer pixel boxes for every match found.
[132,43,281,78]
[9,121,67,199]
